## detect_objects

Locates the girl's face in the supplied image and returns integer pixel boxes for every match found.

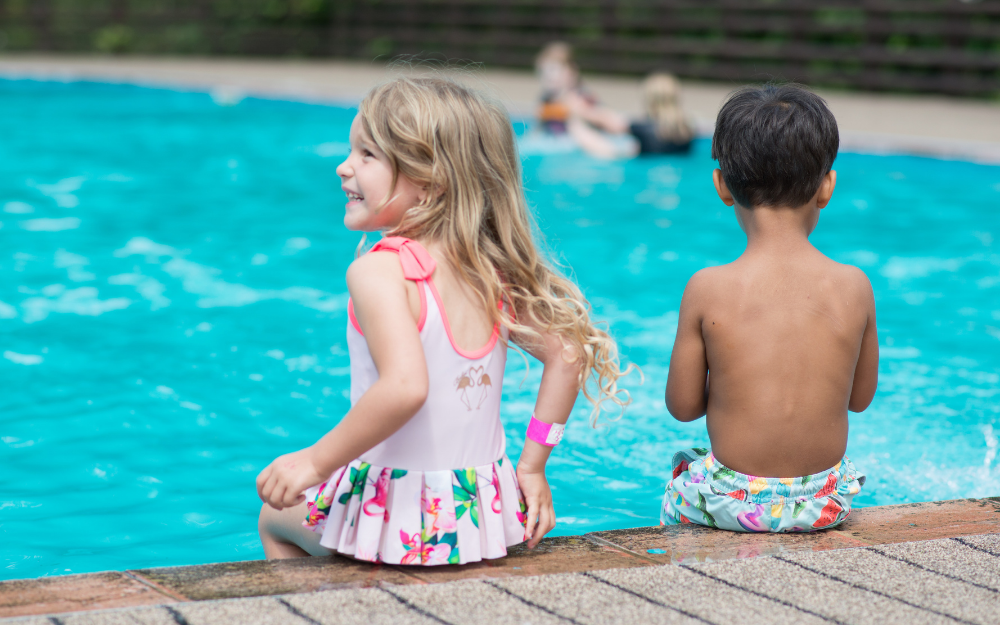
[336,114,426,232]
[538,60,577,93]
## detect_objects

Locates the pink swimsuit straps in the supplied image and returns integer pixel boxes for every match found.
[303,237,527,566]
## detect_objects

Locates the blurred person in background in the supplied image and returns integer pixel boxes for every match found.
[535,42,637,159]
[629,73,695,155]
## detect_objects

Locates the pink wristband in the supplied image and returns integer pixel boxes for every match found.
[526,414,565,447]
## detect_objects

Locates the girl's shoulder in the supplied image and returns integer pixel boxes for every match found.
[347,239,434,331]
[347,237,437,297]
[346,249,407,292]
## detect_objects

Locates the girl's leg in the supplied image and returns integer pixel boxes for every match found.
[258,501,333,559]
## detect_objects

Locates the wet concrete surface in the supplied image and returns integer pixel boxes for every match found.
[135,554,417,601]
[0,572,178,619]
[588,523,871,564]
[836,497,1000,544]
[589,497,1000,565]
[2,498,998,623]
[395,535,654,584]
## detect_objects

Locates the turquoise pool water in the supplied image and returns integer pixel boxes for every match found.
[2,80,998,581]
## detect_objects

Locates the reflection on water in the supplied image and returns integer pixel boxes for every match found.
[1,80,998,580]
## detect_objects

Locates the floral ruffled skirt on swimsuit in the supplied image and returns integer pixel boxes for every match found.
[304,456,527,565]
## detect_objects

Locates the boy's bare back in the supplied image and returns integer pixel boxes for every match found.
[669,237,877,477]
[665,84,878,479]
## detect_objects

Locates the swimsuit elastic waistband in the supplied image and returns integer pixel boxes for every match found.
[702,452,854,502]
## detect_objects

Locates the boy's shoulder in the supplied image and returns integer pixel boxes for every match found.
[817,256,875,297]
[678,264,739,312]
[682,256,874,303]
[684,262,740,293]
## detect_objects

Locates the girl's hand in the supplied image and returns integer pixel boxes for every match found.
[511,321,583,551]
[256,448,326,510]
[516,463,555,548]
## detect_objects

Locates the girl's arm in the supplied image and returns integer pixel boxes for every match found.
[564,90,630,134]
[567,117,638,160]
[256,252,427,509]
[513,326,584,549]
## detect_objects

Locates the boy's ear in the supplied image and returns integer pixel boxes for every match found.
[712,169,735,207]
[816,170,837,209]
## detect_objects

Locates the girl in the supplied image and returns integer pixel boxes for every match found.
[256,76,631,566]
[628,73,695,156]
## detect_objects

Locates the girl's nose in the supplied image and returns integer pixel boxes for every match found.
[335,158,351,179]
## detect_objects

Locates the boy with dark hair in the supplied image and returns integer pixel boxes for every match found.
[662,84,878,532]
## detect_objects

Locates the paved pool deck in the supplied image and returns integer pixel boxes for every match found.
[2,498,999,624]
[1,54,999,163]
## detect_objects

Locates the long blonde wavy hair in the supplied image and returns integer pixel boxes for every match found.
[643,73,694,143]
[358,76,635,423]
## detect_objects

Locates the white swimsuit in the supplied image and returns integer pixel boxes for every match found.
[303,237,526,565]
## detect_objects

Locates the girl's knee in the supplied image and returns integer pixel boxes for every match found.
[257,501,329,558]
[257,502,278,535]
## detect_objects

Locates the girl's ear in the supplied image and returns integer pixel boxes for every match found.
[422,180,446,203]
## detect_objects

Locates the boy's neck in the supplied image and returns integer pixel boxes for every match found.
[736,203,819,255]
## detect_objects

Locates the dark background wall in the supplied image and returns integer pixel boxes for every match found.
[1,0,998,96]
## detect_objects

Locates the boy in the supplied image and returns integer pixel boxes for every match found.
[662,84,878,532]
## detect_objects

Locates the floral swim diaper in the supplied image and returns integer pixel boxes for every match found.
[661,448,865,533]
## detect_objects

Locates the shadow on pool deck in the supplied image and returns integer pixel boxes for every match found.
[2,497,998,621]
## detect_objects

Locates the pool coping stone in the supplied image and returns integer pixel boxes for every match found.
[3,497,997,620]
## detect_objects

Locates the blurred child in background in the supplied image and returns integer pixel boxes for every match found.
[629,73,695,155]
[535,42,637,159]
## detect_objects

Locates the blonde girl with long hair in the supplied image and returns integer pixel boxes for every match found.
[629,73,695,155]
[256,76,632,565]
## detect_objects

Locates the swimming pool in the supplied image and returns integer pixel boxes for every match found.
[2,80,998,581]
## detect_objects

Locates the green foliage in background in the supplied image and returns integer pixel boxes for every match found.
[0,0,334,55]
[93,25,135,53]
[0,1,996,95]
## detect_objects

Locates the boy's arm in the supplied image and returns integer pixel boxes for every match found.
[665,273,710,421]
[849,277,879,412]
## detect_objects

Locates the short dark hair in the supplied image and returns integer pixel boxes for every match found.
[711,83,839,208]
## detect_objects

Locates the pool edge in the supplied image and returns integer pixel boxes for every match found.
[3,496,997,621]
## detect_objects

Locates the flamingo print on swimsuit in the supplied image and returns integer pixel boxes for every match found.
[490,466,503,514]
[456,366,491,410]
[362,468,391,522]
